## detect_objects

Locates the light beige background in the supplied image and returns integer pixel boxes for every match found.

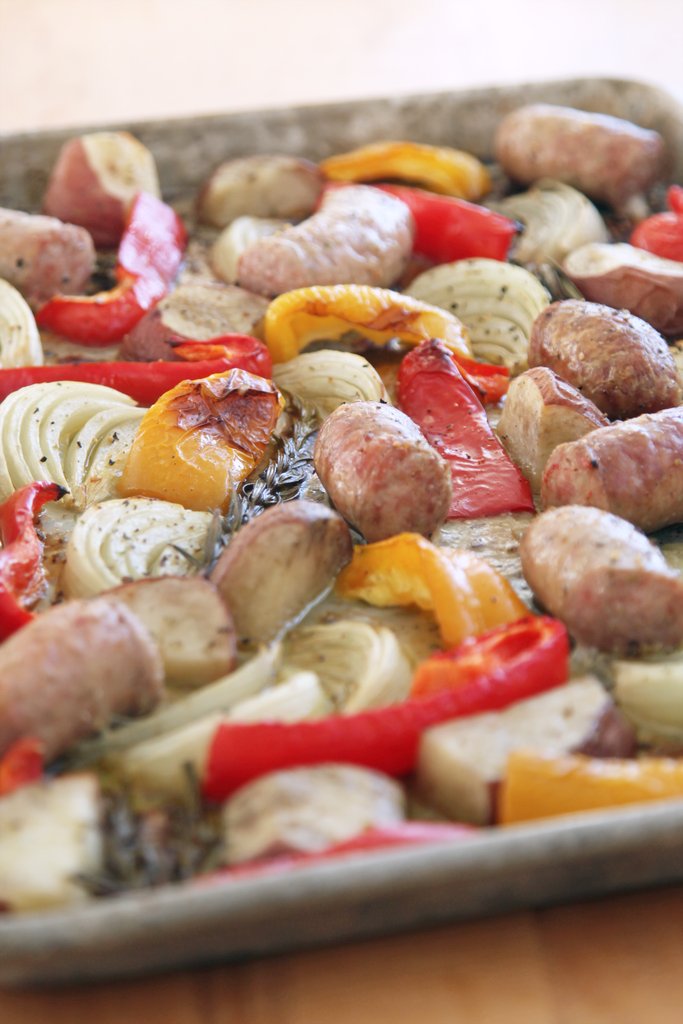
[0,0,681,134]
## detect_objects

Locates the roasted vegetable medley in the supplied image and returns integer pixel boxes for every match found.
[1,104,683,913]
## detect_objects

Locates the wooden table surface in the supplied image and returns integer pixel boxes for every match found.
[2,1,683,1020]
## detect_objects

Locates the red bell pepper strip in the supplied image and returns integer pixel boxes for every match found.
[202,621,568,801]
[0,340,271,407]
[411,616,568,699]
[630,185,683,263]
[201,822,476,884]
[0,481,65,640]
[0,738,44,797]
[451,353,509,406]
[170,336,272,377]
[397,339,534,519]
[376,184,521,264]
[36,192,187,345]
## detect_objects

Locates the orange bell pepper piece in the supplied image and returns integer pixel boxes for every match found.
[264,284,471,365]
[335,532,527,648]
[118,369,283,512]
[500,751,683,825]
[320,141,491,201]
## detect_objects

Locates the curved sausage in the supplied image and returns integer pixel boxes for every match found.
[236,185,414,297]
[313,401,452,542]
[0,598,164,760]
[520,505,683,654]
[529,300,681,419]
[494,104,665,208]
[0,207,95,308]
[541,406,683,533]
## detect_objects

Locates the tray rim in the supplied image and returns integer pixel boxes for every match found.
[2,73,683,986]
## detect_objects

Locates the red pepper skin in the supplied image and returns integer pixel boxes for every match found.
[0,341,272,406]
[36,193,187,345]
[0,481,65,640]
[0,737,44,796]
[397,339,534,519]
[202,625,567,801]
[376,184,520,263]
[411,616,568,699]
[630,185,683,263]
[171,336,272,378]
[452,353,509,406]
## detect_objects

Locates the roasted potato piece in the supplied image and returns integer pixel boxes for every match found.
[417,678,635,825]
[198,155,324,228]
[497,366,608,491]
[120,282,269,361]
[210,500,353,644]
[222,764,405,865]
[43,131,160,248]
[529,299,681,419]
[0,775,102,911]
[564,242,683,337]
[106,577,237,688]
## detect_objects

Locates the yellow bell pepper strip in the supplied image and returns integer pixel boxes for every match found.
[264,284,504,403]
[500,751,683,825]
[320,141,492,201]
[335,532,527,648]
[118,369,284,512]
[264,284,471,363]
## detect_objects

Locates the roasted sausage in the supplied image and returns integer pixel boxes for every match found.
[0,598,164,760]
[236,185,414,297]
[313,401,452,542]
[0,207,95,308]
[494,104,665,208]
[529,300,681,419]
[520,505,683,654]
[541,406,683,533]
[211,500,353,644]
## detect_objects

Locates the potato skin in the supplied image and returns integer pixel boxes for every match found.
[210,500,353,644]
[120,282,268,361]
[520,505,683,654]
[563,243,683,337]
[197,154,324,228]
[541,406,683,533]
[0,598,164,760]
[43,133,160,248]
[529,299,681,419]
[494,104,665,208]
[314,401,452,542]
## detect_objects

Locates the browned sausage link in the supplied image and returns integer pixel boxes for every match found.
[0,598,164,760]
[494,104,665,208]
[0,207,95,308]
[313,401,452,542]
[236,185,414,297]
[520,505,683,655]
[529,300,681,420]
[542,406,683,533]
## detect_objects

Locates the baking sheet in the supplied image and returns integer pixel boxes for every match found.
[1,76,683,987]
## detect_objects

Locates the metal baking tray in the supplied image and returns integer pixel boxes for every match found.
[1,76,683,987]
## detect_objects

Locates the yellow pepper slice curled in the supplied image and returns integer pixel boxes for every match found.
[320,141,491,200]
[500,751,683,825]
[264,284,472,364]
[336,532,527,648]
[118,369,283,512]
